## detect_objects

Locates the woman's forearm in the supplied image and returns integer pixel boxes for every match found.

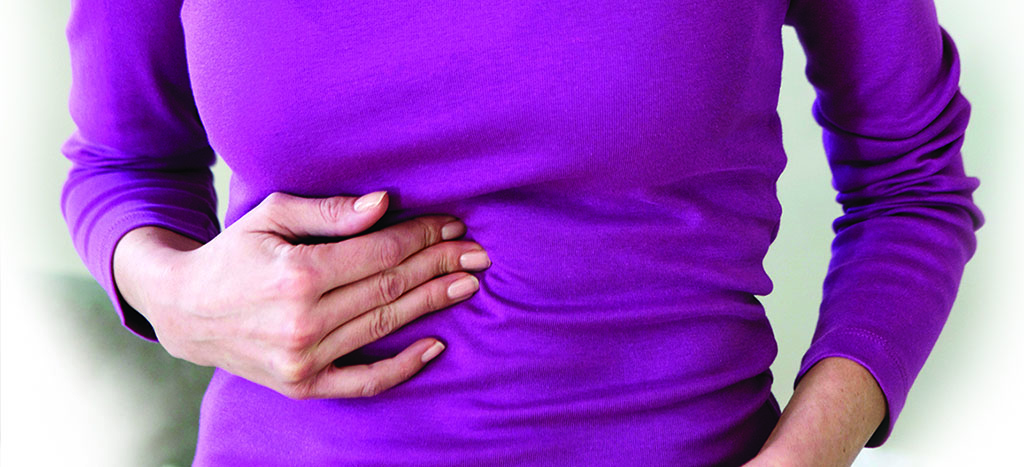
[746,357,887,466]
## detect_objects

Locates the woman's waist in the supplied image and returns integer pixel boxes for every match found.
[208,295,779,429]
[354,288,778,402]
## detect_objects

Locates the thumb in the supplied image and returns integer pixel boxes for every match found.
[245,191,388,239]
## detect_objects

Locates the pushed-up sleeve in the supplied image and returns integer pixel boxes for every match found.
[61,0,220,341]
[784,0,984,446]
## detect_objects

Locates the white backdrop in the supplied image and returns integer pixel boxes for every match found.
[2,1,1021,465]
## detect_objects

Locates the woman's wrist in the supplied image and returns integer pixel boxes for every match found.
[748,357,887,466]
[112,226,203,325]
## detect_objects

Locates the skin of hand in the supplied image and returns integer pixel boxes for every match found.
[743,357,887,467]
[112,191,491,400]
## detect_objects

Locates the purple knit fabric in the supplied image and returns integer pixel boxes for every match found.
[61,0,983,465]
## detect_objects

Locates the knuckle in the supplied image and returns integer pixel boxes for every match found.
[275,351,315,384]
[279,315,318,350]
[367,305,399,341]
[317,197,346,224]
[375,270,406,304]
[435,247,457,273]
[359,376,387,398]
[422,288,443,311]
[272,263,317,299]
[417,218,441,246]
[374,234,404,269]
[264,192,285,206]
[262,192,288,216]
[399,361,418,381]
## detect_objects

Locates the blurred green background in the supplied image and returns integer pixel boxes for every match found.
[1,1,1020,465]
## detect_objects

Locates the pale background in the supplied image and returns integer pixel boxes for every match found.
[2,1,1021,465]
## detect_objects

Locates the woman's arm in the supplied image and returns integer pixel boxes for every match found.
[62,0,219,340]
[746,357,886,466]
[767,0,984,458]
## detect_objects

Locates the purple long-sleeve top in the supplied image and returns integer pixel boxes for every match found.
[61,0,983,465]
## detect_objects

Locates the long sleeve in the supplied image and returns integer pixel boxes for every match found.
[784,1,984,446]
[61,0,220,341]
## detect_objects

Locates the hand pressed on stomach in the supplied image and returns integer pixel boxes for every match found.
[112,191,490,400]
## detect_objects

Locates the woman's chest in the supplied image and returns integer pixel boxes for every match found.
[180,0,787,202]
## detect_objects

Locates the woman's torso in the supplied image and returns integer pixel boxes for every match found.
[181,1,790,465]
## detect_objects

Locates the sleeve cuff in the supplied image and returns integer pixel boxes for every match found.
[794,327,909,447]
[95,214,220,342]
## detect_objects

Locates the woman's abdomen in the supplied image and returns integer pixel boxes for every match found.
[195,182,783,466]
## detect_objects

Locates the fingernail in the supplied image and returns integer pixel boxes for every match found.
[441,220,466,240]
[421,341,446,363]
[354,191,386,212]
[459,251,491,270]
[447,275,479,299]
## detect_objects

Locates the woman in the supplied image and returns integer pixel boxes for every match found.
[61,0,983,465]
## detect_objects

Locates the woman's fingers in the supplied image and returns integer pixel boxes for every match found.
[307,215,468,290]
[314,240,489,328]
[298,338,445,399]
[309,272,479,373]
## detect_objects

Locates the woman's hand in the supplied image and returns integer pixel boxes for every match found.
[743,357,887,467]
[112,191,490,400]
